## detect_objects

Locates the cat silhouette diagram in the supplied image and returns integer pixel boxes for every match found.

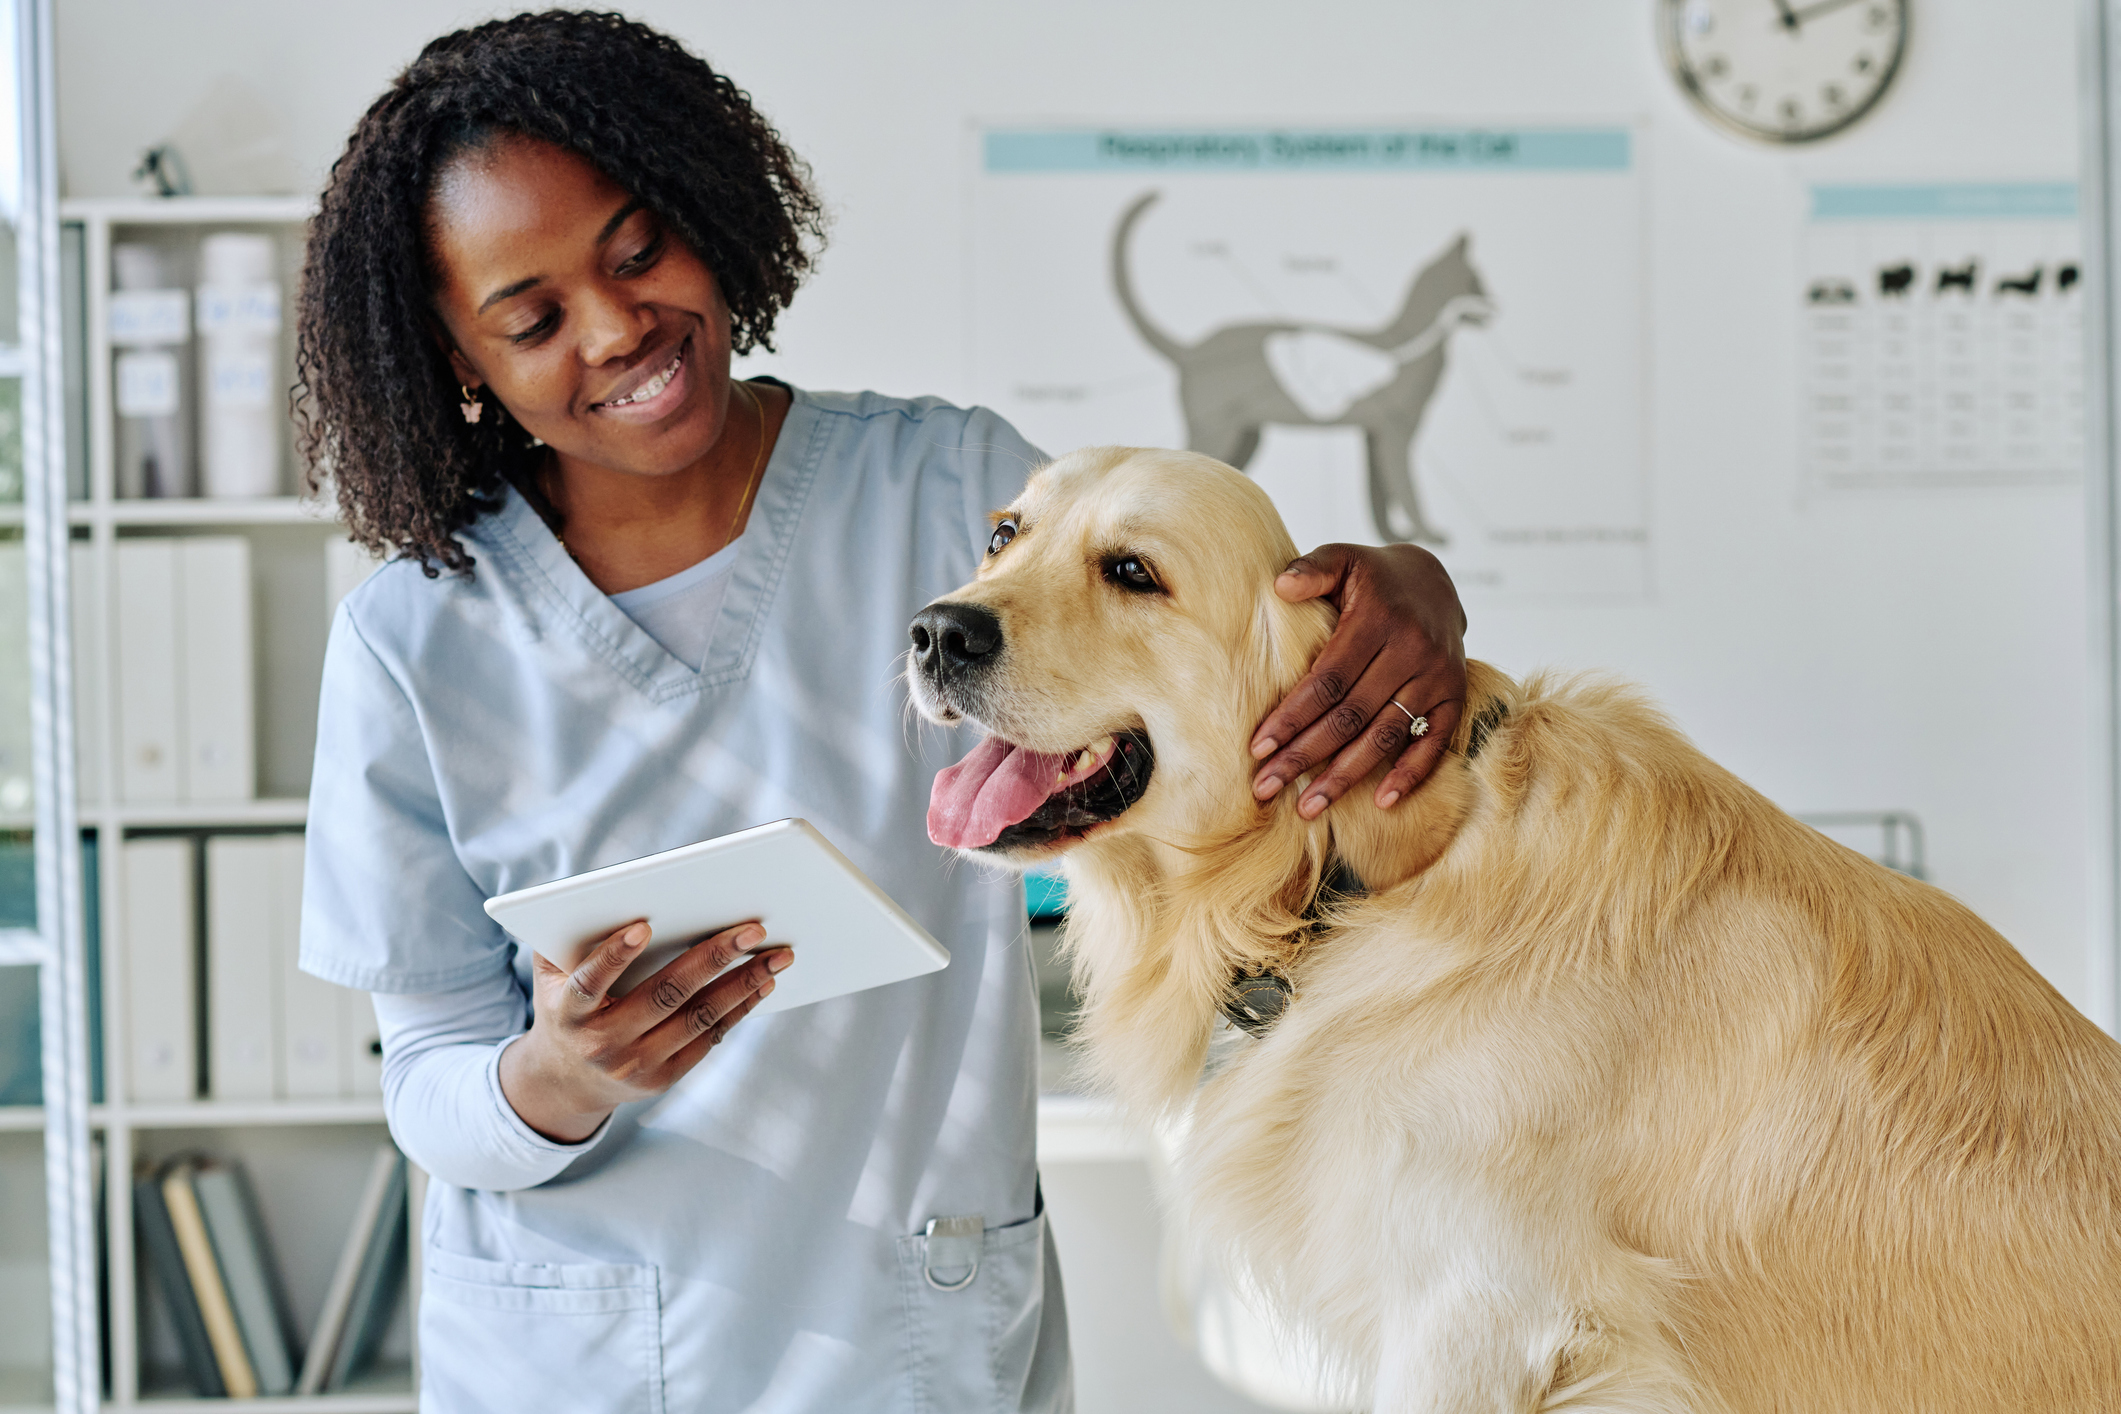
[1111,190,1493,545]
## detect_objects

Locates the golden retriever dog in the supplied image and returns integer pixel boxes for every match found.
[907,446,2121,1413]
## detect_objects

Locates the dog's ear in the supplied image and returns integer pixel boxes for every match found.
[1245,583,1337,718]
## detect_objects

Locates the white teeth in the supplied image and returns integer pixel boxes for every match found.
[1054,735,1119,787]
[607,349,681,406]
[1061,736,1116,783]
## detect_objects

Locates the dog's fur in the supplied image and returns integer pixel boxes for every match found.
[911,446,2121,1412]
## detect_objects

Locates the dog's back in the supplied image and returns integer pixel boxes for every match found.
[1644,821,2121,1411]
[1176,670,2121,1412]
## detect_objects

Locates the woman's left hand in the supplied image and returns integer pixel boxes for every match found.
[1249,543,1468,819]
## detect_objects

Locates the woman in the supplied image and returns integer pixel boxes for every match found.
[293,12,1468,1412]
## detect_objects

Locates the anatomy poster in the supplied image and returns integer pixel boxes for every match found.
[970,126,1648,599]
[1800,182,2083,490]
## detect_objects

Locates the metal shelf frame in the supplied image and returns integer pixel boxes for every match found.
[17,2,97,1410]
[2086,0,2121,1036]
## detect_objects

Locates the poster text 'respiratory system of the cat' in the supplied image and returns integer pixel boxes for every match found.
[971,126,1648,599]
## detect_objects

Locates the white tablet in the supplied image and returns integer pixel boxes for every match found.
[481,818,950,1015]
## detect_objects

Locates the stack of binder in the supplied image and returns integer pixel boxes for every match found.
[112,535,255,806]
[118,833,383,1104]
[205,833,383,1102]
[134,1144,409,1396]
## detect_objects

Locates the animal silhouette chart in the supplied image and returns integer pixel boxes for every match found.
[971,126,1649,599]
[1801,183,2083,489]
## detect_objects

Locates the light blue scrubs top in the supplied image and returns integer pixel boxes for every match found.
[300,389,1066,1413]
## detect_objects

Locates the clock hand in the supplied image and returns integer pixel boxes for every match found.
[1773,0,1802,30]
[1786,0,1868,24]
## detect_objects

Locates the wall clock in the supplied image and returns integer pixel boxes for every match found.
[1659,0,1908,144]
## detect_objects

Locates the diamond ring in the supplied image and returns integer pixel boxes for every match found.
[1389,700,1429,737]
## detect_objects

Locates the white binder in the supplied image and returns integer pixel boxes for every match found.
[115,539,182,803]
[275,834,348,1098]
[70,543,104,804]
[206,836,279,1100]
[178,537,254,801]
[123,837,197,1103]
[342,988,383,1097]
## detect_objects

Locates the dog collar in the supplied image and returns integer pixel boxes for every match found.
[1218,710,1505,1040]
[1465,698,1509,760]
[1221,971,1292,1037]
[1219,859,1363,1038]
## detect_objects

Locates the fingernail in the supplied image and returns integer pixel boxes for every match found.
[1250,736,1278,760]
[1299,794,1327,819]
[767,948,793,973]
[1378,790,1400,809]
[739,924,766,947]
[622,923,649,948]
[759,979,776,997]
[1253,774,1283,801]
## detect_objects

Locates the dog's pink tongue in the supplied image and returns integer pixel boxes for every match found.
[929,736,1072,849]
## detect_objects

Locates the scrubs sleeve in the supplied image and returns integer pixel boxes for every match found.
[371,988,610,1191]
[954,404,1045,557]
[300,600,511,993]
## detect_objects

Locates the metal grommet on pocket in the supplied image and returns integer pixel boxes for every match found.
[922,1215,984,1292]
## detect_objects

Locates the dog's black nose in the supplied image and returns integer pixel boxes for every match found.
[910,602,1003,675]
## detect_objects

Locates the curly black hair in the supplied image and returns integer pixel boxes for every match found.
[294,10,826,574]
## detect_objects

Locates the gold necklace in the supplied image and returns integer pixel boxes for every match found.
[724,380,767,547]
[551,380,769,557]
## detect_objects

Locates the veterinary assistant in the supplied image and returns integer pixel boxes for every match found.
[291,13,1470,1413]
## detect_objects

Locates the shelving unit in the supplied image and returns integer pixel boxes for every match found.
[128,1366,412,1413]
[0,802,310,835]
[0,497,338,528]
[0,1108,47,1134]
[14,196,412,1413]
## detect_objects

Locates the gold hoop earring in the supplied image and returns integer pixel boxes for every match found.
[459,384,485,424]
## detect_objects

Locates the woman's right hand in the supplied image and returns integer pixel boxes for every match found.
[498,919,792,1143]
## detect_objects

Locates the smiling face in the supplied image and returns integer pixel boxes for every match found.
[425,134,736,480]
[910,447,1333,863]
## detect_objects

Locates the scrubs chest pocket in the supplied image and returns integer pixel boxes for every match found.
[421,1250,664,1414]
[896,1211,1050,1414]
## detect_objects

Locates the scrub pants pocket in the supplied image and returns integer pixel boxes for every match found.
[897,1210,1055,1414]
[420,1249,664,1414]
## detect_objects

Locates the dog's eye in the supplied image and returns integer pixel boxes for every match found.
[987,519,1018,557]
[1106,555,1161,594]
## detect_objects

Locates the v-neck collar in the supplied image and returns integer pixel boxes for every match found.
[477,385,827,703]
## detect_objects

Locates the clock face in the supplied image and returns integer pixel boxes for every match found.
[1660,0,1908,144]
